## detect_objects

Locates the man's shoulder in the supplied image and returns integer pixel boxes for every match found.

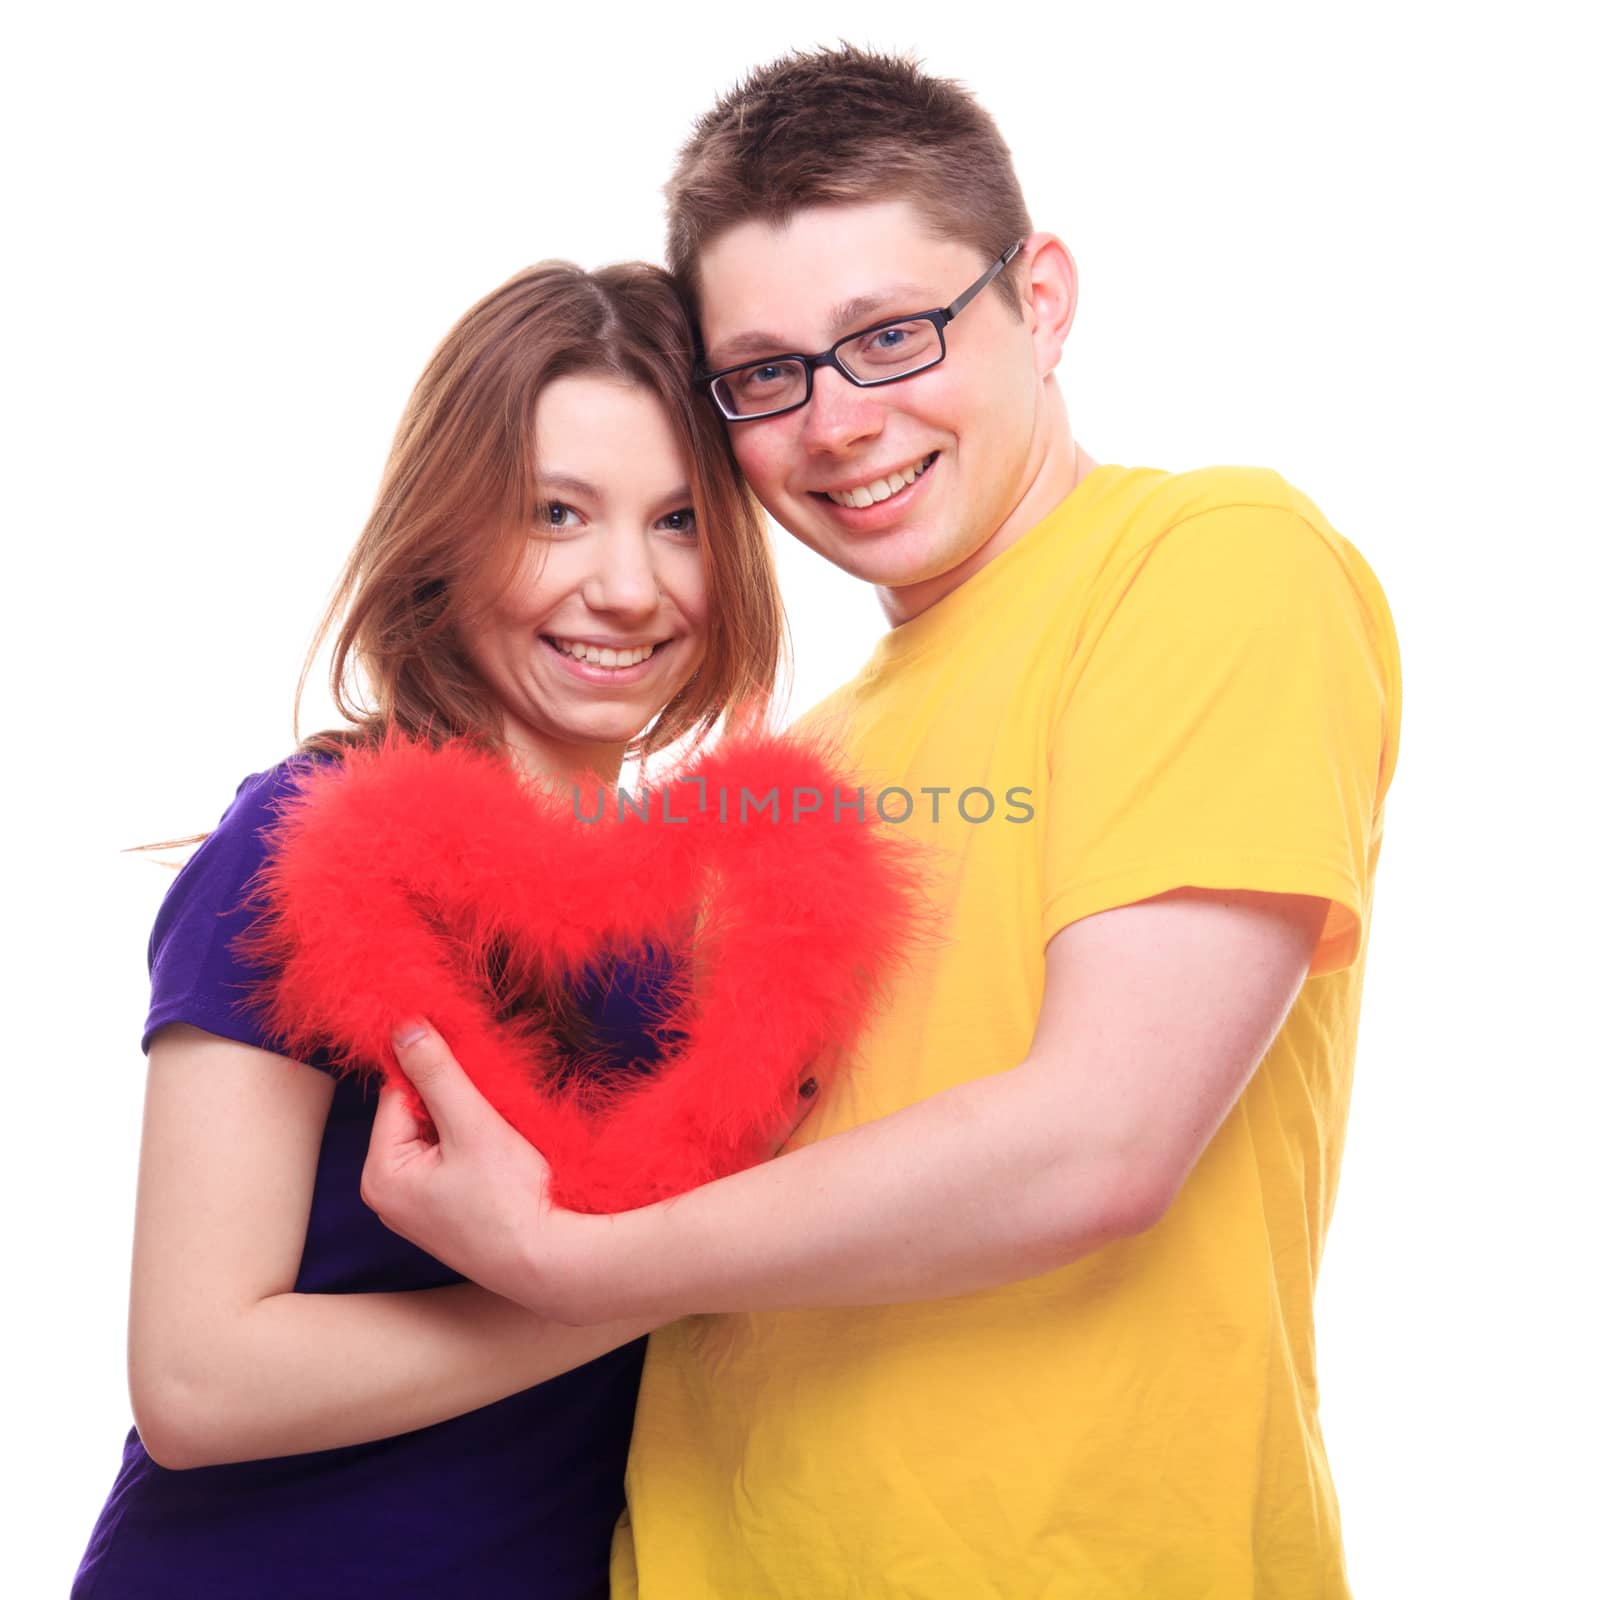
[989,464,1346,597]
[1095,462,1371,595]
[1101,464,1399,712]
[1119,463,1329,538]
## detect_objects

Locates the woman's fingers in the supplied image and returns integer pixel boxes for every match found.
[388,1020,486,1150]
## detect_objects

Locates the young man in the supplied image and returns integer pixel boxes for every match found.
[362,47,1400,1598]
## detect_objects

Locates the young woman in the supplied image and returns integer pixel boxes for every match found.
[71,262,784,1600]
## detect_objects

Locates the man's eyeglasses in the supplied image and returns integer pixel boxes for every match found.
[696,241,1025,423]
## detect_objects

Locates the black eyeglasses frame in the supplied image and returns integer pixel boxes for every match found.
[696,240,1026,423]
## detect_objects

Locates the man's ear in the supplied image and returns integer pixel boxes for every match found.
[1017,233,1079,377]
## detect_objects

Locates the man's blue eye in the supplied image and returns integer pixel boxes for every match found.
[842,320,938,372]
[734,361,803,393]
[716,358,806,416]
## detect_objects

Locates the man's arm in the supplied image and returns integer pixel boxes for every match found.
[361,887,1327,1324]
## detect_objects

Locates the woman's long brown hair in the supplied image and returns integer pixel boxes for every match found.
[299,260,785,759]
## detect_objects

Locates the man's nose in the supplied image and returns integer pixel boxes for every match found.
[800,365,885,455]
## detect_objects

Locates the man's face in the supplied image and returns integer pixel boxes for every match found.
[696,199,1047,602]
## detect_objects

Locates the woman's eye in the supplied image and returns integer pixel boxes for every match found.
[537,500,574,529]
[658,507,698,536]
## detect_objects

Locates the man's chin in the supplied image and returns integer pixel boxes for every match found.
[784,511,943,586]
[842,539,967,594]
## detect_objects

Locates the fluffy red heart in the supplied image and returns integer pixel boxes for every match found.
[240,731,927,1212]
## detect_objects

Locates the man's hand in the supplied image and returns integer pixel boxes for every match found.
[360,1022,579,1310]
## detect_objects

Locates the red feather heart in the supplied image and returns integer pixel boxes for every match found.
[241,732,927,1212]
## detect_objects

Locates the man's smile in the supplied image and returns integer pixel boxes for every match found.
[814,451,940,509]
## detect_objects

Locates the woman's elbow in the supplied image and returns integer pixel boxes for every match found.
[130,1377,207,1470]
[129,1352,236,1471]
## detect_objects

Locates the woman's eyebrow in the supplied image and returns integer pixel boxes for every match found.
[635,484,696,521]
[536,472,604,499]
[539,474,694,515]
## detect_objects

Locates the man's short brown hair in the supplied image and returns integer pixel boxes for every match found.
[666,45,1033,315]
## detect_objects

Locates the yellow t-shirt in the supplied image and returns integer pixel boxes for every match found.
[615,464,1401,1599]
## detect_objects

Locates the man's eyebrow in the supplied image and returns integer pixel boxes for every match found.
[705,331,795,367]
[827,284,931,334]
[706,283,935,368]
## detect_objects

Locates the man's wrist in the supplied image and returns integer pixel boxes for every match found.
[530,1201,674,1326]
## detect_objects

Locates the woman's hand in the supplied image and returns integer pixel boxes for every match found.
[363,1022,839,1323]
[361,1022,584,1314]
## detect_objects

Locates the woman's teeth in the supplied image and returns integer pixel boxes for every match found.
[551,639,657,668]
[825,454,935,509]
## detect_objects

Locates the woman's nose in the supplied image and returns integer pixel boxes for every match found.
[582,530,660,617]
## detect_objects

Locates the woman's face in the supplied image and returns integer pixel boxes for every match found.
[462,375,709,779]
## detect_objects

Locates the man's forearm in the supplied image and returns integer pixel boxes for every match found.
[364,892,1320,1326]
[538,1054,1155,1324]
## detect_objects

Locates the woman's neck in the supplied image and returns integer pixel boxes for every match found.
[501,724,627,791]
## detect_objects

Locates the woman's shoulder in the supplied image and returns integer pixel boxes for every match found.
[153,762,295,906]
[211,752,338,840]
[178,751,340,873]
[143,754,341,1052]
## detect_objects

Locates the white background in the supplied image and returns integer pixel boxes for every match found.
[6,2,1593,1593]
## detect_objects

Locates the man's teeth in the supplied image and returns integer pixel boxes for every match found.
[826,455,933,508]
[553,639,657,668]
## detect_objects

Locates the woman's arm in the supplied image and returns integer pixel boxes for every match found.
[127,1024,653,1471]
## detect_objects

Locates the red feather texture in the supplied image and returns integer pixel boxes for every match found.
[240,731,931,1213]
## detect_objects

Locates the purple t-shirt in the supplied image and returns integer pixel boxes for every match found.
[73,761,669,1600]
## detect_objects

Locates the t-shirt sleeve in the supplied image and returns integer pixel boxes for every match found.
[1041,503,1399,976]
[143,763,320,1058]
